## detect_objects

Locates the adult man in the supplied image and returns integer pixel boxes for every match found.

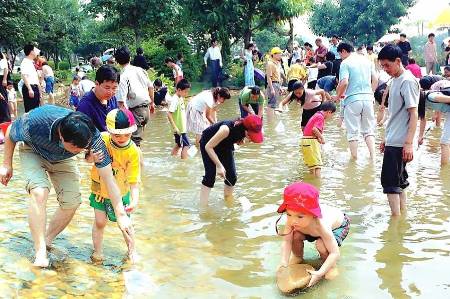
[41,61,55,105]
[77,65,118,132]
[20,44,41,112]
[314,38,328,63]
[115,46,155,147]
[397,33,412,67]
[333,42,378,159]
[79,76,95,97]
[132,47,149,70]
[266,47,285,109]
[0,106,132,267]
[329,35,341,74]
[378,44,419,216]
[424,33,438,75]
[204,39,223,87]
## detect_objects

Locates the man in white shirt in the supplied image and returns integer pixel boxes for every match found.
[204,39,223,87]
[79,76,95,96]
[20,44,41,112]
[115,46,155,147]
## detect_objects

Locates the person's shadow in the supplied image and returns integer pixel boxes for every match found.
[375,215,412,299]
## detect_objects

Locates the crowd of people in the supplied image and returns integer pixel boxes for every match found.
[0,32,449,291]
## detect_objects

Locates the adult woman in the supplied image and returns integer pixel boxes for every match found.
[0,52,11,123]
[278,81,331,130]
[243,43,255,86]
[199,114,263,204]
[186,87,231,146]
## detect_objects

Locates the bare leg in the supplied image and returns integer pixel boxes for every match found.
[349,140,358,160]
[92,209,107,261]
[180,146,189,160]
[365,135,375,159]
[171,145,181,156]
[29,187,49,267]
[195,134,201,148]
[291,231,304,264]
[399,191,407,212]
[45,206,78,246]
[199,184,211,206]
[315,239,339,280]
[48,93,55,105]
[441,144,450,165]
[224,184,234,201]
[387,193,401,216]
[314,168,321,178]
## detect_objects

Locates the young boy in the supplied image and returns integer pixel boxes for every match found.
[6,81,17,119]
[301,101,336,177]
[167,79,191,159]
[277,182,350,287]
[89,108,140,262]
[378,44,419,216]
[68,75,82,110]
[165,57,183,86]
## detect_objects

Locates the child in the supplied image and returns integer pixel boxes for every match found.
[89,108,140,262]
[68,75,82,109]
[6,81,17,119]
[378,44,419,217]
[167,79,191,159]
[165,57,183,86]
[154,79,170,106]
[277,182,350,287]
[301,101,336,177]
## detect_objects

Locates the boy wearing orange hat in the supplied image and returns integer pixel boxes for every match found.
[88,108,140,263]
[276,182,350,287]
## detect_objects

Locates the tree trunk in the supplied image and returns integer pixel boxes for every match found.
[288,18,294,53]
[244,28,252,47]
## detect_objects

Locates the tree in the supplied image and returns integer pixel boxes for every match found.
[309,0,416,45]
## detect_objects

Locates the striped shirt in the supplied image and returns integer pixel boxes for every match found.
[9,105,111,168]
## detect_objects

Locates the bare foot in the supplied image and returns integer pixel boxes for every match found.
[33,251,50,268]
[91,252,104,264]
[324,266,339,280]
[289,255,303,265]
[128,250,141,264]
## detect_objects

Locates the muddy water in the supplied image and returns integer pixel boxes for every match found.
[0,97,449,298]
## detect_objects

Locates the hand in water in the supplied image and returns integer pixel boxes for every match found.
[125,202,137,213]
[0,165,13,186]
[117,214,133,244]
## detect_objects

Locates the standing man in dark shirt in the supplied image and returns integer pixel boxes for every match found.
[132,47,149,70]
[77,65,118,132]
[397,33,412,67]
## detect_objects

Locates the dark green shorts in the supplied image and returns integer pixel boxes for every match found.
[89,192,130,222]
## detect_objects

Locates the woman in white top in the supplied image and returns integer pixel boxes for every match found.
[0,53,11,123]
[186,87,231,146]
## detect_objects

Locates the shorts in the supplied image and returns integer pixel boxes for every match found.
[129,104,149,146]
[441,112,450,144]
[381,146,409,194]
[174,133,190,148]
[89,192,130,222]
[301,137,322,169]
[69,95,80,108]
[45,76,54,94]
[343,100,375,141]
[301,105,322,128]
[304,214,350,247]
[266,82,282,108]
[19,144,81,209]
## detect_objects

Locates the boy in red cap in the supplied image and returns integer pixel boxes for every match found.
[88,108,140,263]
[301,101,336,177]
[199,114,263,205]
[276,182,350,287]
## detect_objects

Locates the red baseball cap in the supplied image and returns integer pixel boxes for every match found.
[243,115,263,143]
[277,182,322,218]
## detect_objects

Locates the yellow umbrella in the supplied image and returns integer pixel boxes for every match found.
[429,7,450,28]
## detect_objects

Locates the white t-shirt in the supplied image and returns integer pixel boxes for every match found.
[7,88,16,102]
[116,64,153,108]
[20,57,39,85]
[0,59,7,75]
[80,79,95,94]
[42,65,54,78]
[191,90,215,112]
[172,64,183,79]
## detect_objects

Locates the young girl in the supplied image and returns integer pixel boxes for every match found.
[278,81,331,130]
[277,182,350,287]
[186,87,230,146]
[199,115,263,205]
[6,81,17,119]
[88,108,140,262]
[68,75,82,109]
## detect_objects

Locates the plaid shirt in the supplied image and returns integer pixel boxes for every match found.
[9,105,111,168]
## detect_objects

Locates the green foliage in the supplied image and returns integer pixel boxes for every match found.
[47,60,55,70]
[254,28,290,54]
[409,35,428,66]
[309,0,416,45]
[54,70,72,83]
[147,69,175,94]
[58,61,70,71]
[225,61,245,87]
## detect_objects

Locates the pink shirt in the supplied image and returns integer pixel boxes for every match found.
[405,63,422,79]
[423,41,437,63]
[303,111,324,137]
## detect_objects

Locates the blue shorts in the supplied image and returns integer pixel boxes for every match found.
[174,133,190,147]
[69,95,80,107]
[45,76,54,94]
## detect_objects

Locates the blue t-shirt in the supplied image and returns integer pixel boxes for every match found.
[77,90,118,132]
[339,54,375,106]
[9,105,111,168]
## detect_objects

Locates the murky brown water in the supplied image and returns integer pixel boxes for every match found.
[0,96,449,298]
